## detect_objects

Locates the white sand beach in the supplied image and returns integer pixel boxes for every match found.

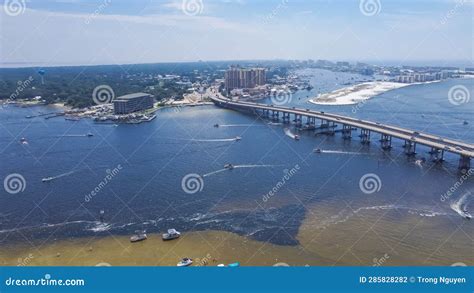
[309,81,411,106]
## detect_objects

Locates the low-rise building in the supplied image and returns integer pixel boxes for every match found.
[113,93,154,114]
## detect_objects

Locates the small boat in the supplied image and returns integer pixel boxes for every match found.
[130,232,147,243]
[177,258,193,267]
[213,124,219,127]
[228,262,240,267]
[162,228,181,241]
[217,264,226,267]
[313,148,322,153]
[224,163,234,169]
[19,137,28,145]
[42,177,54,182]
[235,136,242,141]
[86,132,93,137]
[463,120,468,125]
[294,135,300,140]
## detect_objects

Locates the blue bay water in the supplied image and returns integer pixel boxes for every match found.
[0,69,473,264]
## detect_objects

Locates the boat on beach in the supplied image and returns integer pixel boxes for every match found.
[177,258,193,267]
[130,232,147,243]
[162,229,181,241]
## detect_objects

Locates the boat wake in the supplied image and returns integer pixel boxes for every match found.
[284,128,298,139]
[42,170,78,182]
[219,124,263,127]
[317,150,363,155]
[316,204,449,229]
[166,137,242,142]
[450,192,472,219]
[202,164,281,177]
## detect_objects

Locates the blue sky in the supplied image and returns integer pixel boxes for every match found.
[0,0,472,67]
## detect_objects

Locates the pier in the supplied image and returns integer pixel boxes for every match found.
[210,94,474,172]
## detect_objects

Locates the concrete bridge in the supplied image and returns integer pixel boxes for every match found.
[210,94,473,172]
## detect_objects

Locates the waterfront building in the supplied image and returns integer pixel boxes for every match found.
[224,67,266,92]
[113,93,154,114]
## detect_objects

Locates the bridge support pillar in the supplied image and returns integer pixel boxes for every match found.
[429,147,444,162]
[380,134,392,150]
[404,140,416,155]
[294,114,302,128]
[458,155,471,173]
[282,112,290,124]
[342,124,352,139]
[360,129,371,144]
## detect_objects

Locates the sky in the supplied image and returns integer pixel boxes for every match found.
[0,0,473,67]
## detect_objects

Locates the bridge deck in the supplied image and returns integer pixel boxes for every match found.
[210,95,474,158]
